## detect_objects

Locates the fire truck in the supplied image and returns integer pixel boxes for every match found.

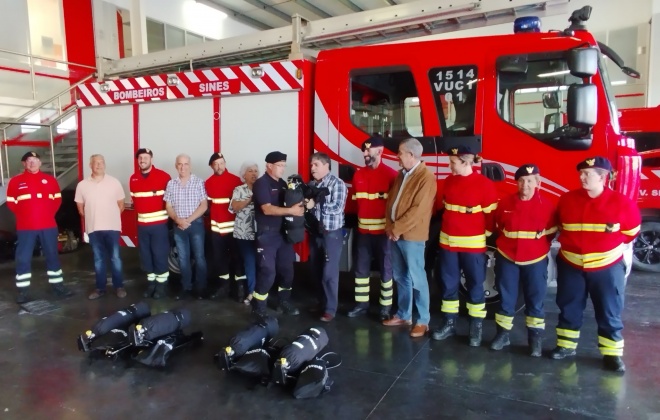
[620,105,660,272]
[76,2,641,310]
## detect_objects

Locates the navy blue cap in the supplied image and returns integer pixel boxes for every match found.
[208,152,224,166]
[514,163,540,180]
[361,136,384,151]
[21,151,40,161]
[576,156,612,172]
[265,151,287,164]
[135,148,153,159]
[446,145,475,156]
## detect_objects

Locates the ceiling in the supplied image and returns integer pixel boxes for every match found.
[199,0,409,30]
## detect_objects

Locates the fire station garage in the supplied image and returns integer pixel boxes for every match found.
[1,0,660,418]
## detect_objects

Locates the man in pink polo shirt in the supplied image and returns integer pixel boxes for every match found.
[75,154,127,299]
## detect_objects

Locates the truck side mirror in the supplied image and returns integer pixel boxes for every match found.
[567,84,597,128]
[567,47,598,78]
[542,91,561,109]
[496,55,528,74]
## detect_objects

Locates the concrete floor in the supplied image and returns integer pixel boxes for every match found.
[0,246,659,420]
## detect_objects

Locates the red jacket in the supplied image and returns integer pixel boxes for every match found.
[495,191,557,264]
[205,171,242,235]
[440,172,498,253]
[351,163,398,234]
[129,166,171,226]
[6,171,61,231]
[557,188,640,271]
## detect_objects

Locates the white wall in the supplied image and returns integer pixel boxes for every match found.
[103,0,256,41]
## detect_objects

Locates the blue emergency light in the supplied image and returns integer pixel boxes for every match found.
[514,16,542,33]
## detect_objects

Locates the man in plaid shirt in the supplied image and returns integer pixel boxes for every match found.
[164,153,208,300]
[305,152,348,322]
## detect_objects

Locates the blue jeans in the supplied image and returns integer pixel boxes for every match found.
[237,238,256,293]
[391,239,430,325]
[88,230,123,290]
[173,219,207,291]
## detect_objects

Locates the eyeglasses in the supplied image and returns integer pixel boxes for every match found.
[272,163,287,168]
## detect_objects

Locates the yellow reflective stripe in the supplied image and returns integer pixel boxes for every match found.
[147,273,157,281]
[356,295,369,302]
[442,300,460,313]
[562,223,620,232]
[621,225,640,236]
[600,348,623,356]
[355,277,370,285]
[16,194,32,201]
[351,194,357,200]
[6,196,17,203]
[440,232,486,248]
[444,202,483,213]
[598,336,624,349]
[16,281,31,287]
[557,328,580,339]
[212,226,234,234]
[379,297,393,306]
[49,193,62,199]
[466,302,487,318]
[355,286,370,293]
[557,339,578,349]
[502,228,555,239]
[482,202,498,213]
[138,210,168,223]
[210,197,231,204]
[381,279,393,288]
[211,220,235,228]
[253,291,268,301]
[497,249,548,266]
[47,270,62,276]
[358,218,386,225]
[131,190,165,198]
[526,316,545,329]
[495,313,514,330]
[358,223,386,230]
[354,192,389,200]
[381,289,393,297]
[277,287,292,292]
[560,244,624,269]
[16,273,31,280]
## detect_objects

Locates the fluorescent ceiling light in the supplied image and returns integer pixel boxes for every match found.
[537,70,570,78]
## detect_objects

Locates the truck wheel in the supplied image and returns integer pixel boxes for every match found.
[632,221,660,273]
[458,246,525,319]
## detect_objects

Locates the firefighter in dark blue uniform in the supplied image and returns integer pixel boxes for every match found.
[551,157,640,373]
[251,151,304,317]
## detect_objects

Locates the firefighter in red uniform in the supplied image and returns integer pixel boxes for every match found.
[432,145,498,347]
[551,157,640,373]
[6,151,73,303]
[205,152,245,299]
[489,164,557,356]
[129,148,171,299]
[347,137,398,321]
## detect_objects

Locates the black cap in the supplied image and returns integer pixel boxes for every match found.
[21,151,40,161]
[514,163,540,180]
[265,151,287,164]
[576,156,612,172]
[208,152,224,166]
[446,145,475,156]
[135,148,153,159]
[361,136,384,151]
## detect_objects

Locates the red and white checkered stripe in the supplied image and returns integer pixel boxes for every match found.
[77,60,304,107]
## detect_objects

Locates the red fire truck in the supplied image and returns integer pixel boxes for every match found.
[76,4,641,310]
[620,105,660,272]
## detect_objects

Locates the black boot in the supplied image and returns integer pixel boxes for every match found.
[143,282,156,298]
[278,300,300,316]
[603,356,625,373]
[528,330,543,357]
[379,305,392,321]
[235,280,246,303]
[347,303,368,318]
[489,328,510,351]
[51,283,73,297]
[550,346,576,360]
[431,317,457,341]
[210,280,230,299]
[16,287,31,304]
[152,282,167,299]
[469,318,483,347]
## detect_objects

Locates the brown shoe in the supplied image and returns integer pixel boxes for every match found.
[410,324,429,338]
[382,315,412,327]
[88,289,106,300]
[116,288,127,298]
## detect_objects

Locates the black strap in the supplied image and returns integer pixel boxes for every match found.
[320,352,342,369]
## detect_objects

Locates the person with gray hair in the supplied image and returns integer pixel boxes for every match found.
[229,161,260,304]
[383,138,437,338]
